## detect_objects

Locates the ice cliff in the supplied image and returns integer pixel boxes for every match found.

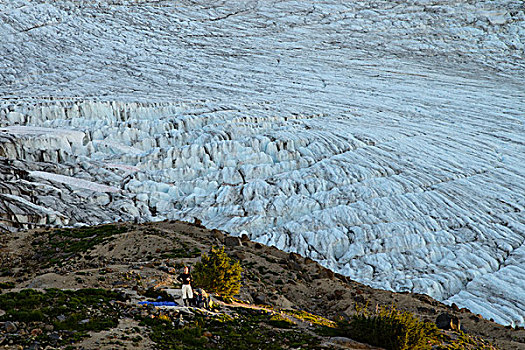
[1,0,524,327]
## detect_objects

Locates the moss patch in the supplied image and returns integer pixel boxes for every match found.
[31,224,128,267]
[138,306,321,349]
[0,288,126,347]
[284,309,336,328]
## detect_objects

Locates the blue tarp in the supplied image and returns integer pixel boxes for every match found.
[138,301,178,306]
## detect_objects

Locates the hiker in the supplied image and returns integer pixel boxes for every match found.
[177,266,193,307]
[194,288,211,309]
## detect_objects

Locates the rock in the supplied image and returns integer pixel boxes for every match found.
[304,257,316,265]
[233,251,246,260]
[193,217,204,228]
[49,332,62,341]
[4,321,17,333]
[417,306,436,315]
[43,324,54,332]
[30,328,43,336]
[57,315,66,322]
[272,294,293,309]
[332,290,345,300]
[436,313,461,331]
[287,261,303,272]
[203,331,213,338]
[0,309,5,317]
[224,236,241,247]
[321,337,372,349]
[451,303,460,312]
[254,242,263,249]
[288,252,303,262]
[354,295,366,304]
[211,229,224,241]
[319,267,335,280]
[253,294,267,305]
[26,342,40,350]
[240,233,250,242]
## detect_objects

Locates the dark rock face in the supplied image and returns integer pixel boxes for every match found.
[253,294,267,305]
[224,236,242,247]
[436,313,461,331]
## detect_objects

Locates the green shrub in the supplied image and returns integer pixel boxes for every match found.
[33,224,128,267]
[193,246,242,297]
[0,288,125,347]
[340,305,442,350]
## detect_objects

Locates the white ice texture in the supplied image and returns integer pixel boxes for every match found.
[0,0,524,326]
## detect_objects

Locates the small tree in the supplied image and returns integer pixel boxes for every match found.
[193,246,242,297]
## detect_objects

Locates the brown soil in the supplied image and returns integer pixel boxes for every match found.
[1,220,524,349]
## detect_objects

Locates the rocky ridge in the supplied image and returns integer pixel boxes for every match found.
[0,221,524,349]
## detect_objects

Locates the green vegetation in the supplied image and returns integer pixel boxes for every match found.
[0,288,125,347]
[340,305,442,350]
[267,313,295,328]
[140,316,208,349]
[31,224,128,267]
[0,281,15,289]
[193,246,242,297]
[284,309,336,328]
[161,243,201,259]
[334,304,500,350]
[440,331,499,350]
[138,306,320,349]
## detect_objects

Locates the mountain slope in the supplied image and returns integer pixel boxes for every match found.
[1,221,524,349]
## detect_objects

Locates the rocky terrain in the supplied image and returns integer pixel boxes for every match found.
[1,0,524,329]
[1,221,524,349]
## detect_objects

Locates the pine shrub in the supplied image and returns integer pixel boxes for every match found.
[193,246,242,297]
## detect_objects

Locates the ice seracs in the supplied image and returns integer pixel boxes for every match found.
[1,98,523,326]
[1,0,524,327]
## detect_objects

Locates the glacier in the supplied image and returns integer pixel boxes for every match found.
[1,0,524,326]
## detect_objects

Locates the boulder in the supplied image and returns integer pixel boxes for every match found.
[436,313,461,331]
[49,332,62,341]
[224,236,242,247]
[211,229,224,241]
[4,321,17,333]
[253,294,267,305]
[233,251,246,260]
[288,252,303,262]
[272,294,294,309]
[30,328,43,336]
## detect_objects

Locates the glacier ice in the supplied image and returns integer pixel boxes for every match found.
[1,0,524,326]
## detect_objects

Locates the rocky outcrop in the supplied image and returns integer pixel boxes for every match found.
[436,313,461,331]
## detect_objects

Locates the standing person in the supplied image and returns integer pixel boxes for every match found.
[177,266,193,307]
